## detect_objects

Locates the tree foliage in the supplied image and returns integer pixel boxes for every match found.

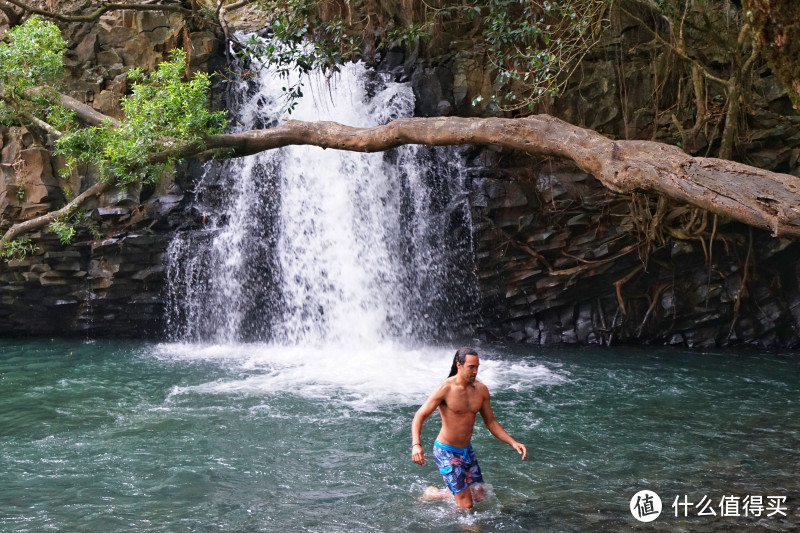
[0,1,798,260]
[0,14,66,124]
[240,0,610,111]
[0,17,226,255]
[436,0,610,110]
[55,49,226,188]
[0,236,35,262]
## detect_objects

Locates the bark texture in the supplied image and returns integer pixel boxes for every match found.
[5,112,800,247]
[198,115,800,238]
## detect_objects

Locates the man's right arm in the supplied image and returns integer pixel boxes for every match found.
[411,382,448,465]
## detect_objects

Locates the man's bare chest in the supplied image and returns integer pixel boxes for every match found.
[442,390,482,415]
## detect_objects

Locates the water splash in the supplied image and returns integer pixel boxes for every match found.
[153,342,564,408]
[167,53,478,346]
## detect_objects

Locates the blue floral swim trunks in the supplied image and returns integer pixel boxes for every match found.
[432,440,484,494]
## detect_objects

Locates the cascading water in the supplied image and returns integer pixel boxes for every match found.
[166,48,479,347]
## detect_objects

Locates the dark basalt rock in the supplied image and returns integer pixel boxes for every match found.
[0,7,799,347]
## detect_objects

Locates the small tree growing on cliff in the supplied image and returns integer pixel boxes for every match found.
[0,17,225,255]
[0,15,66,138]
[55,49,227,189]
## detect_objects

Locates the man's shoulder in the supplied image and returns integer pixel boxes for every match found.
[432,378,454,394]
[474,380,490,395]
[442,377,460,391]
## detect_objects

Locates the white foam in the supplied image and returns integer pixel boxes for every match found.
[151,343,568,408]
[168,56,464,346]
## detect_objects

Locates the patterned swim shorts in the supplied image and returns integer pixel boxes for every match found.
[432,440,484,494]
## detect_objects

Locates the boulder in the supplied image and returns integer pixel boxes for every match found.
[18,148,62,208]
[188,31,220,67]
[0,164,21,220]
[74,30,98,63]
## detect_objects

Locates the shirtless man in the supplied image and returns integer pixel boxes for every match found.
[411,347,527,508]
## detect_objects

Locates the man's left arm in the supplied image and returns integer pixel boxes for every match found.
[479,387,527,460]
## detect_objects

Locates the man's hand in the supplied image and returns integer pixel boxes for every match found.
[412,444,425,465]
[512,441,527,460]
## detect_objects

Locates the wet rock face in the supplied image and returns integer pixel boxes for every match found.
[0,190,191,338]
[382,9,800,348]
[0,9,215,338]
[465,150,800,348]
[59,10,223,119]
[0,129,66,223]
[1,6,799,347]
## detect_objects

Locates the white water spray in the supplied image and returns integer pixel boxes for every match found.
[162,43,493,402]
[154,341,565,408]
[167,53,477,348]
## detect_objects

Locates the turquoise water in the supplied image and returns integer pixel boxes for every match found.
[1,339,797,531]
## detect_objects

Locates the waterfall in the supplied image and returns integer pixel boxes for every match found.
[166,55,478,347]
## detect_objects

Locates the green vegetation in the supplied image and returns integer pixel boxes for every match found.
[0,18,225,189]
[0,15,66,125]
[0,1,793,260]
[244,0,609,111]
[0,238,37,262]
[481,0,609,108]
[240,0,360,111]
[48,217,76,245]
[396,0,609,110]
[55,49,226,188]
[0,18,226,259]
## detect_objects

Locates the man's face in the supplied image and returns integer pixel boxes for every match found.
[459,354,479,383]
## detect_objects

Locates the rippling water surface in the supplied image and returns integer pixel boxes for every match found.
[1,339,797,531]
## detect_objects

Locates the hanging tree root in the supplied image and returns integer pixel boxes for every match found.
[728,227,754,340]
[636,281,671,338]
[613,264,645,316]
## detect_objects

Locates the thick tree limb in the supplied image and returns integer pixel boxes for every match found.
[0,2,21,25]
[1,180,109,244]
[186,115,800,238]
[0,0,192,22]
[1,94,62,137]
[4,114,800,253]
[60,94,122,128]
[219,0,254,13]
[21,108,62,137]
[0,95,119,252]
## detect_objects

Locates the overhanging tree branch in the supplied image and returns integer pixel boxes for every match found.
[187,115,800,238]
[5,112,800,254]
[60,94,122,128]
[0,0,193,22]
[1,181,109,244]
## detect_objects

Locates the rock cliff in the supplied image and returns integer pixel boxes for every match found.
[0,4,798,347]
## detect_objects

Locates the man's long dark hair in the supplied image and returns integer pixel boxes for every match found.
[449,346,478,377]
